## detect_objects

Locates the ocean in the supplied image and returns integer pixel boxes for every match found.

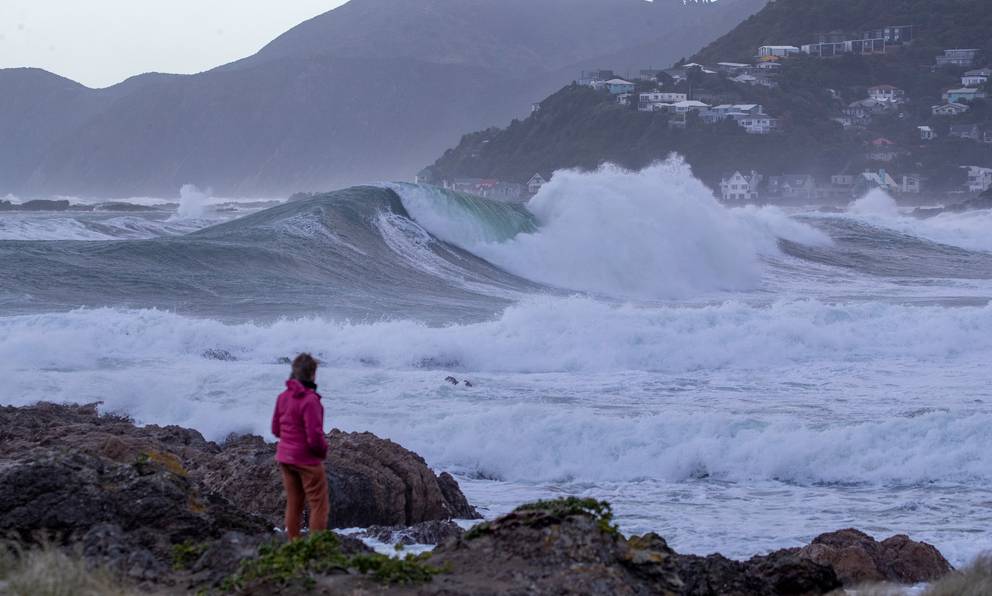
[1,160,989,566]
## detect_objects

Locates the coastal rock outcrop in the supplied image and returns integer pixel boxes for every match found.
[0,403,479,532]
[796,528,953,585]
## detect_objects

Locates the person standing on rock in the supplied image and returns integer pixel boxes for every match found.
[272,353,330,540]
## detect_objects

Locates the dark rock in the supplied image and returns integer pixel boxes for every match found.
[418,506,684,595]
[437,472,480,520]
[0,403,480,533]
[0,449,269,547]
[81,523,168,582]
[362,520,465,546]
[675,553,772,596]
[798,528,953,585]
[747,549,841,595]
[661,546,841,596]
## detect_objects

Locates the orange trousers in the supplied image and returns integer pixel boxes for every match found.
[279,463,330,540]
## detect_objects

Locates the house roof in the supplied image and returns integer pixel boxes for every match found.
[605,78,634,85]
[760,46,800,50]
[869,85,902,91]
[946,87,981,94]
[950,124,980,132]
[933,102,969,111]
[673,100,710,107]
[964,68,992,76]
[871,137,896,145]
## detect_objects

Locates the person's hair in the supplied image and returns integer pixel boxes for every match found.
[291,353,318,383]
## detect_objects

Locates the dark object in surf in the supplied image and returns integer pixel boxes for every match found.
[444,376,459,385]
[463,380,474,387]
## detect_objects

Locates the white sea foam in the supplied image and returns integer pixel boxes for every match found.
[840,189,992,253]
[397,160,830,300]
[3,297,991,374]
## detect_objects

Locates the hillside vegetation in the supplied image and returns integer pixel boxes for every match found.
[426,0,992,195]
[691,0,992,64]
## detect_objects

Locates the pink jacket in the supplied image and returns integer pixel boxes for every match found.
[272,379,328,466]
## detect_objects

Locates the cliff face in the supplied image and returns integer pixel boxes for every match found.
[0,0,765,198]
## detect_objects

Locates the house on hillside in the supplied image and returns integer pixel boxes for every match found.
[734,114,779,134]
[767,175,816,200]
[855,169,900,195]
[731,73,778,88]
[758,46,800,59]
[962,166,992,193]
[984,130,992,145]
[617,93,634,106]
[962,68,992,87]
[639,92,686,111]
[579,70,615,86]
[868,85,906,103]
[867,137,900,162]
[932,102,970,116]
[526,173,547,195]
[944,88,987,103]
[864,25,914,44]
[672,100,710,113]
[605,79,635,95]
[717,62,750,75]
[720,171,762,202]
[917,125,936,141]
[936,49,981,68]
[949,124,982,141]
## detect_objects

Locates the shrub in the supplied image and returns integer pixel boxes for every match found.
[223,531,445,591]
[516,497,619,536]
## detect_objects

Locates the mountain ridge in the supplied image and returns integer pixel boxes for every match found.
[0,0,765,198]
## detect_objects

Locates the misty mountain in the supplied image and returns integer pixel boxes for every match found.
[0,0,765,198]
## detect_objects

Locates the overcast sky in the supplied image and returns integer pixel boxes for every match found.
[0,1,347,88]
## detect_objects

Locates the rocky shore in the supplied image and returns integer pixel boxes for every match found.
[0,403,959,595]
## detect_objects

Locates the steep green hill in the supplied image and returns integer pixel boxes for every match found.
[691,0,992,64]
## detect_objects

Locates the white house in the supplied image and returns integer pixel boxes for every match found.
[962,166,992,193]
[936,49,980,68]
[758,46,800,58]
[944,88,987,103]
[917,125,936,141]
[733,115,778,134]
[962,68,991,87]
[868,85,906,103]
[605,78,635,95]
[671,100,710,113]
[931,102,970,116]
[638,92,687,111]
[617,93,634,106]
[720,171,762,201]
[527,173,547,195]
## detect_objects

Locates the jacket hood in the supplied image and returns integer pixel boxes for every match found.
[285,379,308,398]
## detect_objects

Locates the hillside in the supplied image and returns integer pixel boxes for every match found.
[691,0,992,64]
[0,0,765,198]
[425,0,992,198]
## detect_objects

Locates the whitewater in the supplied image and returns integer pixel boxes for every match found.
[1,160,990,566]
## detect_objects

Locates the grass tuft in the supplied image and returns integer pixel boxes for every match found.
[516,497,619,535]
[923,554,992,596]
[0,543,139,596]
[223,531,445,591]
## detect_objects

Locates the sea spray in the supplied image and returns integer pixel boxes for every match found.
[395,159,829,300]
[175,184,210,219]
